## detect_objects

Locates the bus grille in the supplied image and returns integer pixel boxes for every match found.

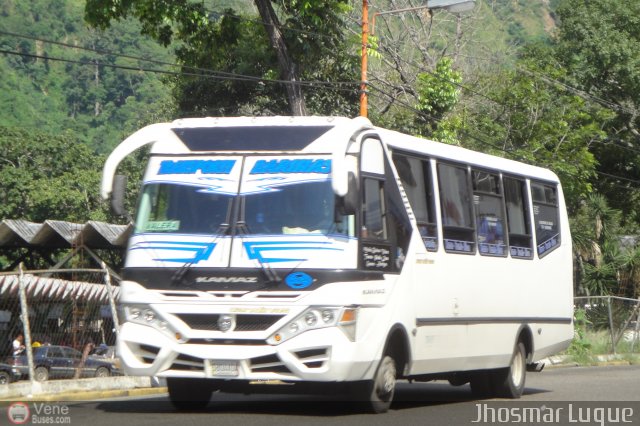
[169,353,205,371]
[294,348,329,369]
[249,354,292,374]
[175,313,284,332]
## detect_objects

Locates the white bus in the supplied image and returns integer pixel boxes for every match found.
[101,116,573,413]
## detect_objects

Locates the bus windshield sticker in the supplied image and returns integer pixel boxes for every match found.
[143,220,180,232]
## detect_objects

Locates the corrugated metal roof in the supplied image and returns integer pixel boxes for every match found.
[0,274,119,302]
[0,220,132,249]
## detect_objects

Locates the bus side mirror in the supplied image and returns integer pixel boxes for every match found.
[111,174,128,217]
[337,172,358,215]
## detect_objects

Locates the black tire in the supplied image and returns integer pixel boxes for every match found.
[492,341,527,398]
[34,366,49,382]
[167,378,215,411]
[95,367,110,378]
[354,355,397,414]
[0,370,11,385]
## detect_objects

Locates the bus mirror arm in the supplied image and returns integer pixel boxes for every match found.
[336,172,358,215]
[110,174,129,218]
[100,122,176,200]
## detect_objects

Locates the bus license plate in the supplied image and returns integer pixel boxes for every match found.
[208,360,238,377]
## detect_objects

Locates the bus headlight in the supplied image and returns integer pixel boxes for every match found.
[267,307,358,345]
[123,304,175,337]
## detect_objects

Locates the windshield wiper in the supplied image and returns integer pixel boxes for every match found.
[236,220,281,286]
[171,223,229,287]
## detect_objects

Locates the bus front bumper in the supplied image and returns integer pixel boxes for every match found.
[117,321,376,383]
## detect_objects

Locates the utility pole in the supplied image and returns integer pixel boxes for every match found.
[360,0,369,118]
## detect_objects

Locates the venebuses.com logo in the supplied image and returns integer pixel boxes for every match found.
[7,402,71,424]
[7,402,30,425]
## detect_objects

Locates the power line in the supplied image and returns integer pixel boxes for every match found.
[0,48,359,92]
[368,83,640,191]
[0,30,359,89]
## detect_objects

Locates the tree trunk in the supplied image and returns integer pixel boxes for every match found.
[253,0,307,116]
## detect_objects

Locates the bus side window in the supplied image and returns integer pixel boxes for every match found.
[531,181,561,257]
[472,170,507,257]
[361,178,387,240]
[504,177,533,259]
[392,153,438,251]
[437,163,475,254]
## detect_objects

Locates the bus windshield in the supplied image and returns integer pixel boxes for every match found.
[243,180,351,236]
[134,183,233,234]
[134,180,353,237]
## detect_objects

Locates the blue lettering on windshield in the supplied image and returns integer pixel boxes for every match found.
[250,159,331,174]
[158,159,236,175]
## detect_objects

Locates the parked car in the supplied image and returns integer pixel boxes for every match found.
[8,345,113,382]
[0,362,21,384]
[88,345,122,375]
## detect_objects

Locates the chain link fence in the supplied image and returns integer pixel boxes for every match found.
[574,296,640,355]
[1,264,121,382]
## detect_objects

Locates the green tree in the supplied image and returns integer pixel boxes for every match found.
[0,126,107,222]
[84,0,359,117]
[414,57,462,143]
[553,0,640,224]
[461,52,612,211]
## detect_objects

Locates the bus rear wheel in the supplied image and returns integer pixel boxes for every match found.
[168,378,216,411]
[492,341,527,398]
[470,341,527,399]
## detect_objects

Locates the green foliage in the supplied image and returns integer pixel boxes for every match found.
[553,0,640,222]
[567,308,592,361]
[415,57,461,137]
[0,0,175,153]
[0,126,107,222]
[84,0,359,117]
[461,52,610,211]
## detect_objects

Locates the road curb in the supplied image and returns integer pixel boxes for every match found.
[3,386,168,402]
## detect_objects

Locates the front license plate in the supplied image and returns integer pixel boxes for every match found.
[207,360,239,377]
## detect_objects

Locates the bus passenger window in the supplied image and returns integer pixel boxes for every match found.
[362,178,387,240]
[472,170,507,257]
[392,153,438,251]
[531,181,561,257]
[504,177,533,258]
[437,163,475,254]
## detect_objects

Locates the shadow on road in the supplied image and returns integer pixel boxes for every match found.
[94,381,552,416]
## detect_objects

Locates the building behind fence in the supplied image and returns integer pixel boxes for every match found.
[1,266,120,381]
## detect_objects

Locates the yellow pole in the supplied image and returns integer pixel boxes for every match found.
[360,0,369,118]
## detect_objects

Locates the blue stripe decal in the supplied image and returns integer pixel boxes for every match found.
[243,241,341,263]
[130,241,217,263]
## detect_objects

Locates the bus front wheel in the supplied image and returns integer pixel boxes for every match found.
[354,354,397,413]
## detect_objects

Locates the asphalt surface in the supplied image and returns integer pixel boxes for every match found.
[2,365,639,426]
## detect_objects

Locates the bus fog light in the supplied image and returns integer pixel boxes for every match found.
[144,309,155,322]
[305,312,318,326]
[128,307,141,320]
[321,310,334,323]
[289,322,299,333]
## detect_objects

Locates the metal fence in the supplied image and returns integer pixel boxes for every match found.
[1,263,120,382]
[574,295,640,354]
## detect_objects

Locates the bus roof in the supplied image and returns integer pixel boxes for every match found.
[376,127,560,183]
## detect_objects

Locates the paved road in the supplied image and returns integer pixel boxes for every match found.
[4,366,640,426]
